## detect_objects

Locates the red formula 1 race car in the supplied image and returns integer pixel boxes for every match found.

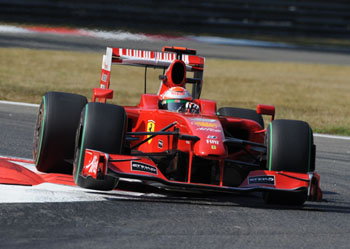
[33,46,322,205]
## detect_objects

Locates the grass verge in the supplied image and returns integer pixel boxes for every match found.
[0,47,349,135]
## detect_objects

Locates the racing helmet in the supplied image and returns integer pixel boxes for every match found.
[159,87,192,111]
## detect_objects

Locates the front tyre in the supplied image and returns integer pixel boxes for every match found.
[264,119,316,205]
[73,102,127,190]
[218,107,264,128]
[33,92,87,173]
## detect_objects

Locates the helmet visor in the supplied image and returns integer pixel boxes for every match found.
[161,99,189,111]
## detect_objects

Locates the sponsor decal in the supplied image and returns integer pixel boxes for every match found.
[248,175,275,185]
[194,121,217,128]
[211,145,216,150]
[171,91,186,96]
[131,161,158,175]
[158,139,163,149]
[190,118,218,128]
[189,118,217,122]
[103,61,109,70]
[207,135,217,139]
[85,155,99,176]
[206,139,219,145]
[196,127,221,133]
[147,120,155,144]
[102,73,108,82]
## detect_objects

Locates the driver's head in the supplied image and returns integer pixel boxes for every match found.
[159,87,192,111]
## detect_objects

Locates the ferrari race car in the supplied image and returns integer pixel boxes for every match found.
[33,46,322,205]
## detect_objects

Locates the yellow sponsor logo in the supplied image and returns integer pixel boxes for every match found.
[211,145,216,150]
[147,120,155,144]
[194,121,217,128]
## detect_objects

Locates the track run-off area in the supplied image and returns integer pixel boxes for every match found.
[0,25,350,248]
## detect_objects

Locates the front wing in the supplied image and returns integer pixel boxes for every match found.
[82,149,322,201]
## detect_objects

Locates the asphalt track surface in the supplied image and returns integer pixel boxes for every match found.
[1,31,350,64]
[1,30,350,248]
[0,102,350,249]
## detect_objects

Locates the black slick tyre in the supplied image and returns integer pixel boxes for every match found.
[73,102,127,190]
[264,119,316,205]
[218,107,264,128]
[33,92,87,173]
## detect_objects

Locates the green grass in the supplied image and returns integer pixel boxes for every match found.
[0,47,349,135]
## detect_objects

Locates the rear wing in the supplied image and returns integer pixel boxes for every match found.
[98,47,205,100]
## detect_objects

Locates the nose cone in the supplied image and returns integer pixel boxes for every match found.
[187,117,226,158]
[194,139,226,158]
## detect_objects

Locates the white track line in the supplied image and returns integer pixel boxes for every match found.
[189,35,295,48]
[0,100,39,107]
[0,24,291,48]
[0,24,166,42]
[0,25,31,33]
[313,133,350,140]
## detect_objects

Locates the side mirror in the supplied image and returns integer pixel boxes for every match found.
[92,88,114,103]
[257,104,275,121]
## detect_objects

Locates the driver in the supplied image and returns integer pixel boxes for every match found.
[159,87,200,114]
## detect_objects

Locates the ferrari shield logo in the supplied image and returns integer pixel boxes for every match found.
[147,120,155,144]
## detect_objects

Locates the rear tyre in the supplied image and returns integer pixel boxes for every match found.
[73,102,127,190]
[264,119,316,205]
[33,92,87,173]
[218,107,264,128]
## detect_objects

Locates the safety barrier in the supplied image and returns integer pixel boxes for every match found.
[1,0,349,38]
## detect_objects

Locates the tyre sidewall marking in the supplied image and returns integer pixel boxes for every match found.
[75,105,88,183]
[35,96,46,166]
